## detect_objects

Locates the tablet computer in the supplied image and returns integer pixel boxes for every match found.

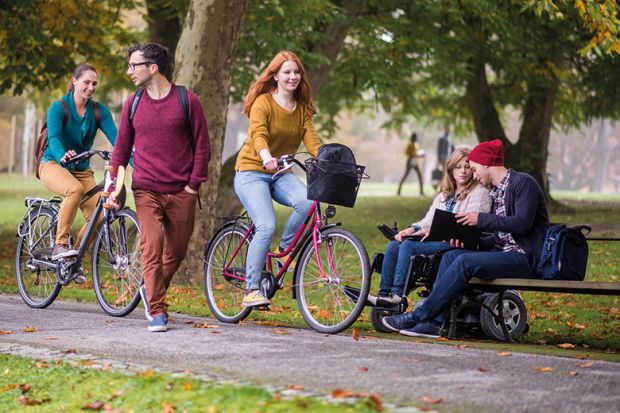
[426,209,481,250]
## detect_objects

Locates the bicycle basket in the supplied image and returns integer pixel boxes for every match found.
[304,144,366,208]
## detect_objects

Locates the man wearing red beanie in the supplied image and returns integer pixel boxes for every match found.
[383,139,550,338]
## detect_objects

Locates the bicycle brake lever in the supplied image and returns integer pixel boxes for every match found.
[272,162,294,180]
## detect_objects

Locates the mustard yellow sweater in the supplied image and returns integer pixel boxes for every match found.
[235,93,322,172]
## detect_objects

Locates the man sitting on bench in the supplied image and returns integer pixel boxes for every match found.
[383,139,550,338]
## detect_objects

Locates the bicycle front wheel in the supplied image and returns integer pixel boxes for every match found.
[92,209,142,317]
[204,224,252,323]
[296,227,371,334]
[16,207,61,308]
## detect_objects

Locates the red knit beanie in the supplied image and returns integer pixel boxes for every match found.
[468,139,504,166]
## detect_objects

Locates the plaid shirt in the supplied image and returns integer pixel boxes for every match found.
[490,169,526,254]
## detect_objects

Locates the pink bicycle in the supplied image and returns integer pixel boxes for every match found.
[203,152,370,334]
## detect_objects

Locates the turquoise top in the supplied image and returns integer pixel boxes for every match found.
[42,91,118,171]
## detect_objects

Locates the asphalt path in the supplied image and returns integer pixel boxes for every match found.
[1,294,618,413]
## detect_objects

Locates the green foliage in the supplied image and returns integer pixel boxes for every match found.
[0,0,141,97]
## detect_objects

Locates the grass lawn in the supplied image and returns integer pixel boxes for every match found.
[0,353,382,412]
[1,174,619,358]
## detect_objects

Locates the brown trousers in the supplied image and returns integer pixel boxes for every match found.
[39,161,101,247]
[134,189,197,317]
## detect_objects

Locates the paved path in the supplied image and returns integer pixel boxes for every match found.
[1,294,618,412]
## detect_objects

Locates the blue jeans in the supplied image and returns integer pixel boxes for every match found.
[234,171,313,290]
[380,239,451,296]
[412,249,537,323]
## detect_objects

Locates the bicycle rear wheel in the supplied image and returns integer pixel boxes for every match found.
[295,227,371,334]
[15,207,61,308]
[204,224,252,323]
[92,209,142,317]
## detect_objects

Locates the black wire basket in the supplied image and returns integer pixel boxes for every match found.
[305,158,366,207]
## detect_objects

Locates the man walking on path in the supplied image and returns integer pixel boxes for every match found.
[383,139,549,338]
[109,43,210,332]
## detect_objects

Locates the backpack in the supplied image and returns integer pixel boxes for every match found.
[536,224,591,281]
[129,85,191,142]
[34,100,100,179]
[305,143,365,208]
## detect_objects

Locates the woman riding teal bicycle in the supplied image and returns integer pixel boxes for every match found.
[39,64,118,281]
[234,51,322,307]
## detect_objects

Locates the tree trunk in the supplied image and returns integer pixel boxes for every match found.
[508,81,558,202]
[173,0,250,284]
[145,0,183,76]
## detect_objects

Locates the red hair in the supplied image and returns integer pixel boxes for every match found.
[242,51,317,117]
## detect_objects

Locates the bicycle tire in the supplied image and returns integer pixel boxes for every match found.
[204,223,252,323]
[295,227,371,334]
[15,207,62,308]
[91,208,142,317]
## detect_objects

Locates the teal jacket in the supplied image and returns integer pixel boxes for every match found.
[42,91,118,171]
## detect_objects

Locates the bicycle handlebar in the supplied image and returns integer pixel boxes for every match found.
[65,150,112,165]
[272,154,308,180]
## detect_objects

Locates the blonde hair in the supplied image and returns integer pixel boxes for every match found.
[440,147,478,201]
[242,51,317,117]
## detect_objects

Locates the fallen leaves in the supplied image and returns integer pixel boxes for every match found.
[579,361,594,368]
[536,367,555,372]
[193,322,219,329]
[477,367,489,372]
[357,367,369,373]
[420,396,442,404]
[23,326,36,333]
[0,330,13,335]
[19,396,45,406]
[330,389,383,411]
[497,351,511,357]
[271,328,290,335]
[557,343,577,349]
[352,328,360,341]
[285,384,305,391]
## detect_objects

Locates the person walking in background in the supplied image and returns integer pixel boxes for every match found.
[234,50,322,308]
[109,43,211,332]
[39,64,118,283]
[370,147,491,307]
[397,132,425,196]
[436,124,453,172]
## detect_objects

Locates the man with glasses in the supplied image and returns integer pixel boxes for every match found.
[383,139,549,338]
[109,43,211,332]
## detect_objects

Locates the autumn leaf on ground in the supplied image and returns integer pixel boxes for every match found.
[19,396,44,406]
[477,367,489,372]
[569,371,579,376]
[285,384,305,391]
[254,320,280,326]
[0,384,18,393]
[331,389,361,398]
[420,396,442,404]
[536,367,555,372]
[0,330,13,335]
[19,384,31,394]
[557,343,576,349]
[35,361,48,369]
[82,400,108,411]
[77,359,95,367]
[23,326,36,333]
[357,367,369,372]
[497,351,511,357]
[272,328,291,335]
[579,362,594,368]
[408,357,420,363]
[63,349,77,354]
[184,320,194,324]
[352,328,360,341]
[162,402,175,413]
[193,322,219,329]
[456,344,467,349]
[369,394,384,412]
[140,369,154,377]
[44,336,58,340]
[575,354,590,359]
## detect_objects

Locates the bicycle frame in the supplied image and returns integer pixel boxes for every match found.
[221,200,339,292]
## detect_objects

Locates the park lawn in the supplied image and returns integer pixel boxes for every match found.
[0,353,382,413]
[0,174,619,356]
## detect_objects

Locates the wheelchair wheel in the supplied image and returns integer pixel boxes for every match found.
[480,290,527,341]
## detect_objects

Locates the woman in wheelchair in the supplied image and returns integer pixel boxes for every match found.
[368,147,491,307]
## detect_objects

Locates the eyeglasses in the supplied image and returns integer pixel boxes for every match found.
[127,61,152,72]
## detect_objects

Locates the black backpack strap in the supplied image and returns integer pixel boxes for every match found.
[129,87,145,130]
[176,85,193,147]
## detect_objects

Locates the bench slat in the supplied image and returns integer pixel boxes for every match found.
[469,278,620,295]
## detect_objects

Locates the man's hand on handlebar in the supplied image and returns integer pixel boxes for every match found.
[60,150,78,165]
[107,192,121,210]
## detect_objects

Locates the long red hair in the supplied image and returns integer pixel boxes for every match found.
[242,51,317,117]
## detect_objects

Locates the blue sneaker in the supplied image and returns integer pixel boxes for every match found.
[400,321,443,338]
[382,311,419,332]
[139,285,153,322]
[148,314,168,332]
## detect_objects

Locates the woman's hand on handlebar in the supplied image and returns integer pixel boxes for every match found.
[60,150,77,165]
[106,192,121,210]
[259,149,278,171]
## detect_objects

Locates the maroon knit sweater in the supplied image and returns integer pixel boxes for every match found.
[111,84,210,192]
